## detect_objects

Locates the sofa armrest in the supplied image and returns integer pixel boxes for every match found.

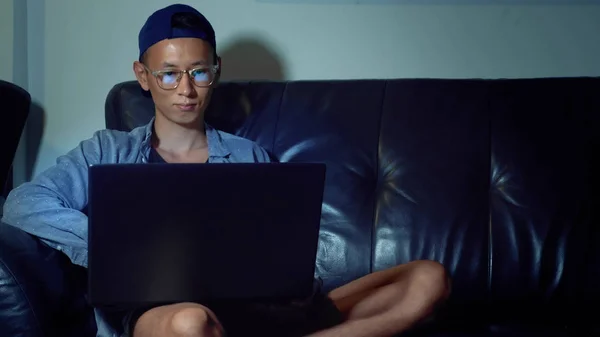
[0,222,94,337]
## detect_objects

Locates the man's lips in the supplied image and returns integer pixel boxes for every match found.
[175,103,197,111]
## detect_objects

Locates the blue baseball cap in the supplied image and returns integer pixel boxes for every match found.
[138,4,217,61]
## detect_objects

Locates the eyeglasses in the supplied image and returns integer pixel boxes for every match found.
[144,64,219,90]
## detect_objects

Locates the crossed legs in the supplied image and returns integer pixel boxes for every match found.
[131,260,451,337]
[308,260,451,337]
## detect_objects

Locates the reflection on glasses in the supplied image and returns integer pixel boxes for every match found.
[145,65,219,90]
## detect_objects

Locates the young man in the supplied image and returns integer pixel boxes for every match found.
[1,4,450,337]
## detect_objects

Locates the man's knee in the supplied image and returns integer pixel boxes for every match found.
[170,306,212,336]
[135,302,222,337]
[409,260,451,302]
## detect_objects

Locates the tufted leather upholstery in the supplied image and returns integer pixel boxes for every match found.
[0,77,599,336]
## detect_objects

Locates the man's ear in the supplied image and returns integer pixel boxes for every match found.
[213,56,222,87]
[133,61,150,91]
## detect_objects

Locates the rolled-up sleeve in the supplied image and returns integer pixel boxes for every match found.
[1,131,104,267]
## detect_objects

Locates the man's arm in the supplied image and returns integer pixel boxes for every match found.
[1,131,105,268]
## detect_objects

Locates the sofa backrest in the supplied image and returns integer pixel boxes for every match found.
[0,80,30,196]
[105,77,600,326]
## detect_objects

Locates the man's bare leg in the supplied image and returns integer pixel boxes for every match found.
[308,260,451,337]
[133,302,225,337]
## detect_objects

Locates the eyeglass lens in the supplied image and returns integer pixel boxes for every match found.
[158,68,213,88]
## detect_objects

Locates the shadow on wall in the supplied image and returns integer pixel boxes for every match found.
[25,102,44,181]
[218,37,287,81]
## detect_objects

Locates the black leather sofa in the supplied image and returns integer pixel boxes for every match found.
[1,77,599,337]
[0,80,30,202]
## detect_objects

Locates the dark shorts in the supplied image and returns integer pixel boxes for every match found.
[122,280,345,337]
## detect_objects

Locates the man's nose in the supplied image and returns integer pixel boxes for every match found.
[177,72,194,95]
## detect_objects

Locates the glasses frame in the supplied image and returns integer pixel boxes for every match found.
[144,64,220,90]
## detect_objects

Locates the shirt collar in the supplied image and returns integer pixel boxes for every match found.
[141,117,231,159]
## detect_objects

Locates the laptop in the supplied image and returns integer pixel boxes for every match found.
[87,162,326,310]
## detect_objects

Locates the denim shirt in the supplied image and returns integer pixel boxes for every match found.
[1,118,271,337]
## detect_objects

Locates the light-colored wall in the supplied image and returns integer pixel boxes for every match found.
[14,1,600,180]
[1,0,28,186]
[0,0,13,82]
[5,0,38,185]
